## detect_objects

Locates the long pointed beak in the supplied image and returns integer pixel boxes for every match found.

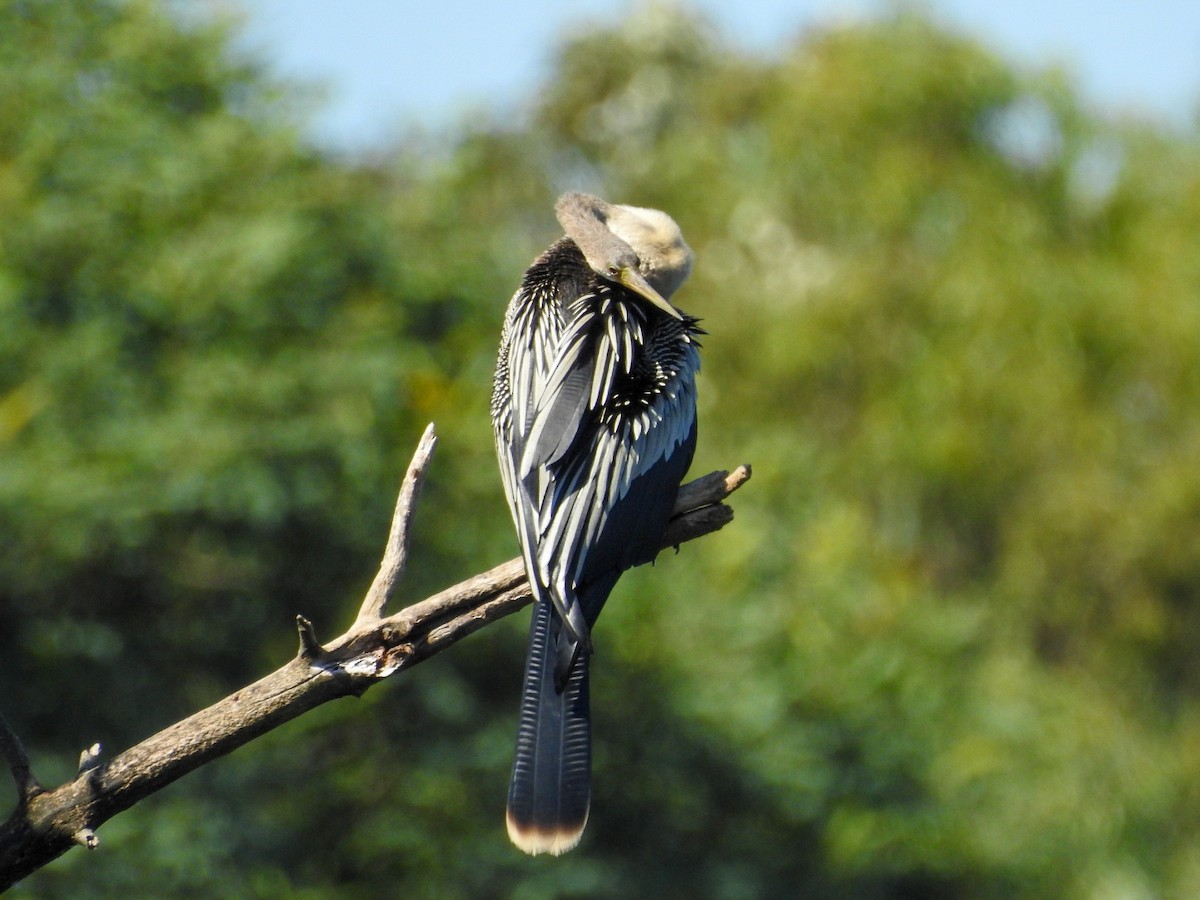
[618,267,683,320]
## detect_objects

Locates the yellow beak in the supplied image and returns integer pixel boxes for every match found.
[618,267,683,320]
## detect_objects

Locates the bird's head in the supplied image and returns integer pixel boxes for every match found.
[555,192,693,319]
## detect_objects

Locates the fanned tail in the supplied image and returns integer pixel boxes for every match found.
[506,598,591,856]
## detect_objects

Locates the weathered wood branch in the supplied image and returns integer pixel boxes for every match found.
[354,422,438,628]
[0,425,750,889]
[0,712,40,811]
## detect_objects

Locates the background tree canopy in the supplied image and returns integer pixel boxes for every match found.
[3,1,1200,896]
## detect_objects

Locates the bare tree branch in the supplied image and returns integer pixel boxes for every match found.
[354,422,438,627]
[0,712,41,810]
[0,435,750,889]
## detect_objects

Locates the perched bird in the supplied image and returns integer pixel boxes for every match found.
[491,192,702,855]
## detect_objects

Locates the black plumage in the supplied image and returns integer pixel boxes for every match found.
[492,193,701,855]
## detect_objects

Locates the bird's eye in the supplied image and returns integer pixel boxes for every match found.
[607,265,620,278]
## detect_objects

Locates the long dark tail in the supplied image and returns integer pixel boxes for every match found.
[506,598,591,855]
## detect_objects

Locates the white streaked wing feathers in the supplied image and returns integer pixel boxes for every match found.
[498,277,698,638]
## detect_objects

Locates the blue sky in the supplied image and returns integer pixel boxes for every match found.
[234,0,1200,152]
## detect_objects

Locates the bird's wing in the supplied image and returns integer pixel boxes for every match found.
[519,321,595,477]
[517,299,700,640]
[494,280,568,618]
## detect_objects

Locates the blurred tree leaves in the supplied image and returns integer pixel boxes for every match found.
[4,1,1200,897]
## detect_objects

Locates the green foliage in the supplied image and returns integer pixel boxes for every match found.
[4,1,1200,897]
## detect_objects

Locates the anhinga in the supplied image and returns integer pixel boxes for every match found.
[492,192,701,855]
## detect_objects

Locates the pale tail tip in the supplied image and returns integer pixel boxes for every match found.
[506,810,587,856]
